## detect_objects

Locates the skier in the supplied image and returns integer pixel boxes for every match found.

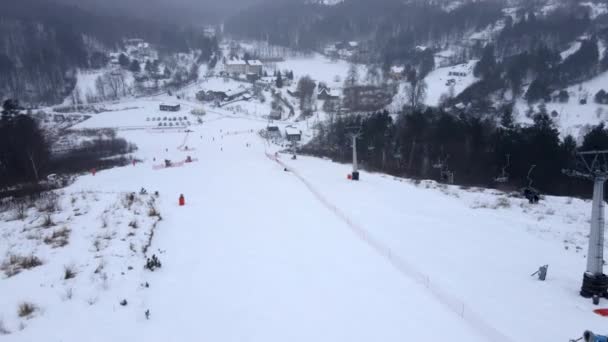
[582,331,608,342]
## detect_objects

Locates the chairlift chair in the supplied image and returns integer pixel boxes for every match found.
[494,154,511,183]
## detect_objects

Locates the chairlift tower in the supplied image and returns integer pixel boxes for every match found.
[564,150,608,299]
[347,125,362,181]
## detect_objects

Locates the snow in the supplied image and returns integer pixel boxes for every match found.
[2,93,608,341]
[581,2,608,19]
[274,54,365,89]
[515,70,608,139]
[560,41,582,61]
[423,60,479,107]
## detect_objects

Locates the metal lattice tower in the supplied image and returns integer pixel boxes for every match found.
[563,150,608,299]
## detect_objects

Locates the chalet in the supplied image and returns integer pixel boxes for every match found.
[285,126,302,141]
[317,87,339,101]
[160,103,181,112]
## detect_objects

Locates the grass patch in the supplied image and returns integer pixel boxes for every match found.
[1,255,43,277]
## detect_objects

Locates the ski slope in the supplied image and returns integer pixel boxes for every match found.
[1,96,607,341]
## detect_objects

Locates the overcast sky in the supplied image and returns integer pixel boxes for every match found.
[49,0,270,23]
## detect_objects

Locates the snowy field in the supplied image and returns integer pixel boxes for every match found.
[424,60,479,107]
[275,54,365,89]
[2,94,607,341]
[516,70,608,139]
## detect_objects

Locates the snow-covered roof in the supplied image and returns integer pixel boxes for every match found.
[285,126,301,135]
[390,66,405,74]
[318,88,338,97]
[225,58,247,66]
[247,60,263,66]
[348,41,359,47]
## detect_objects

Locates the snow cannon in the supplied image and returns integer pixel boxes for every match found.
[179,194,185,206]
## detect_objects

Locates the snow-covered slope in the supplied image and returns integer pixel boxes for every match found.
[424,60,479,107]
[1,95,606,341]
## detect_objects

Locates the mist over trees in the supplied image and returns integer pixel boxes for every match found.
[0,0,218,105]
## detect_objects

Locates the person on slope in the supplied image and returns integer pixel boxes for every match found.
[583,331,608,342]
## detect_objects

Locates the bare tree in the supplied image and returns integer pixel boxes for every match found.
[406,79,427,111]
[344,63,359,87]
[297,76,316,117]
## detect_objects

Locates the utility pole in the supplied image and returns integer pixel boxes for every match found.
[347,125,362,181]
[564,150,608,301]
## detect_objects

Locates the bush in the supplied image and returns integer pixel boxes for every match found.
[17,302,37,318]
[43,227,70,248]
[36,192,60,212]
[63,265,77,280]
[1,255,43,277]
[144,254,162,271]
[42,214,54,227]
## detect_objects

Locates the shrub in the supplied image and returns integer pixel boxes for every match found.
[63,265,77,280]
[144,254,162,271]
[17,302,37,318]
[36,192,60,213]
[42,214,54,227]
[1,255,43,277]
[43,227,70,248]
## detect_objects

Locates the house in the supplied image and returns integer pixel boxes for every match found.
[285,126,302,141]
[224,57,264,75]
[269,106,284,120]
[389,66,405,80]
[224,88,250,102]
[317,87,339,101]
[160,103,181,112]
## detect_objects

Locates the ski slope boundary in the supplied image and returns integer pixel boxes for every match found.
[266,152,513,342]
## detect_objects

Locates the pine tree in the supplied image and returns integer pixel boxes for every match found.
[129,59,141,73]
[119,54,130,68]
[275,71,283,88]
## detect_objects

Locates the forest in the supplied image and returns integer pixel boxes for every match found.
[0,0,218,105]
[302,106,608,199]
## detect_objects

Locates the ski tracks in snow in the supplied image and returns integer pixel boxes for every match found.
[265,152,513,342]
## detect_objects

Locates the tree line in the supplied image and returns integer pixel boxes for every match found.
[302,107,608,198]
[0,0,218,105]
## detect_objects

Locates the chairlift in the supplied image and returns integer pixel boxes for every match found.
[494,154,510,183]
[522,164,540,204]
[433,160,444,169]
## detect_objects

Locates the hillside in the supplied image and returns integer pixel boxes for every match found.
[1,94,606,341]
